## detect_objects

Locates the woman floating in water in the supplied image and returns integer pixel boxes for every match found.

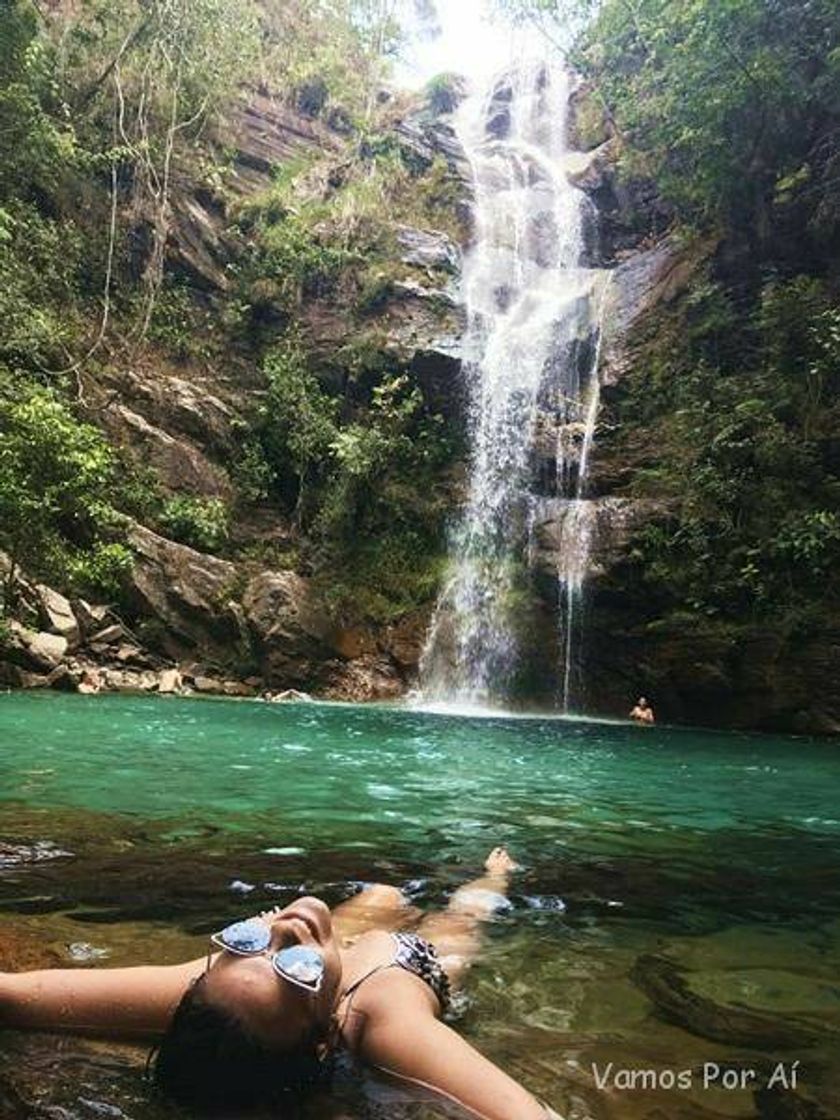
[0,847,558,1119]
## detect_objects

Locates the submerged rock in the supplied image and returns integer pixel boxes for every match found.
[66,942,110,963]
[630,953,832,1049]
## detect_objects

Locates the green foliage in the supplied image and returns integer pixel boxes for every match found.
[0,0,460,634]
[570,84,609,150]
[250,331,458,621]
[146,283,216,361]
[313,375,457,621]
[424,73,463,116]
[256,1,399,128]
[505,0,840,232]
[66,541,133,599]
[59,0,262,135]
[253,213,358,306]
[259,338,339,516]
[158,496,230,553]
[0,1,77,200]
[0,382,127,601]
[614,274,840,619]
[231,437,275,504]
[0,202,85,369]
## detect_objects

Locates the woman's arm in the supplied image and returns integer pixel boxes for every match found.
[356,848,551,1118]
[358,1008,548,1120]
[0,956,207,1038]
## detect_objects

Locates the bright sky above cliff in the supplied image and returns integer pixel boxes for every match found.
[397,0,531,87]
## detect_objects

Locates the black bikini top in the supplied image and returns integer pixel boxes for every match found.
[338,931,452,1015]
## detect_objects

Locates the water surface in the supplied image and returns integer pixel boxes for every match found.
[1,694,839,1118]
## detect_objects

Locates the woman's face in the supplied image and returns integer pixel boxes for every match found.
[201,896,343,1051]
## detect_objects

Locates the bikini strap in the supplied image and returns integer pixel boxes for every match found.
[336,959,393,1007]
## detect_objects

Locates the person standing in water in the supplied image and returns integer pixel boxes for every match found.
[0,847,560,1119]
[630,696,655,724]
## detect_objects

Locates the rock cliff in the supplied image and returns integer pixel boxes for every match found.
[553,90,840,734]
[1,86,470,703]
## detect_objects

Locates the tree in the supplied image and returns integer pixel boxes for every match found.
[0,384,127,606]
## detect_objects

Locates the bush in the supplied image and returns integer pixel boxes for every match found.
[258,339,338,518]
[613,274,840,618]
[0,381,124,603]
[158,496,230,552]
[0,202,84,370]
[147,283,215,361]
[66,541,132,598]
[424,73,464,116]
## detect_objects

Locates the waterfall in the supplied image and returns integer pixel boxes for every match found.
[419,58,608,711]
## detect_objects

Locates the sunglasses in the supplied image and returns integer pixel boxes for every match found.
[209,918,325,994]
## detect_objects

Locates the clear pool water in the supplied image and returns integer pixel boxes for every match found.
[1,693,839,1118]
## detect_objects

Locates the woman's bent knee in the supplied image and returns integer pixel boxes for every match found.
[359,883,407,908]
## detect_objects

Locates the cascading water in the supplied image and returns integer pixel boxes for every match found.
[419,57,610,711]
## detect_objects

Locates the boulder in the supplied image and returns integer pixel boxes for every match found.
[158,668,183,694]
[169,192,234,291]
[227,92,339,189]
[193,676,225,694]
[5,623,68,671]
[44,664,80,692]
[568,80,613,152]
[242,570,334,687]
[222,680,256,698]
[115,643,156,668]
[35,585,79,645]
[88,623,125,647]
[126,524,239,654]
[100,364,241,458]
[530,496,669,583]
[303,276,464,399]
[101,668,158,692]
[322,655,404,702]
[101,403,233,499]
[331,626,377,660]
[16,669,47,689]
[599,234,718,385]
[269,688,312,703]
[381,611,430,670]
[379,280,465,384]
[396,225,460,274]
[564,139,616,194]
[393,116,471,184]
[72,599,109,639]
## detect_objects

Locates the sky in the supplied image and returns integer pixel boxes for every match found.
[396,0,547,88]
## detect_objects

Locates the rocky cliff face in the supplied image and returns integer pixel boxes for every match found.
[550,93,840,734]
[0,88,471,703]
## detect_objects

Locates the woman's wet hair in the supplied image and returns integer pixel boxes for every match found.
[152,975,327,1114]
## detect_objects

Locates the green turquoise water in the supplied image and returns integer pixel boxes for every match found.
[1,693,839,1119]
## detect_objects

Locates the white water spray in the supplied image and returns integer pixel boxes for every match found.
[419,58,608,711]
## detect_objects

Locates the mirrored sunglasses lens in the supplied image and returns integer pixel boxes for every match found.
[274,945,324,986]
[216,919,271,953]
